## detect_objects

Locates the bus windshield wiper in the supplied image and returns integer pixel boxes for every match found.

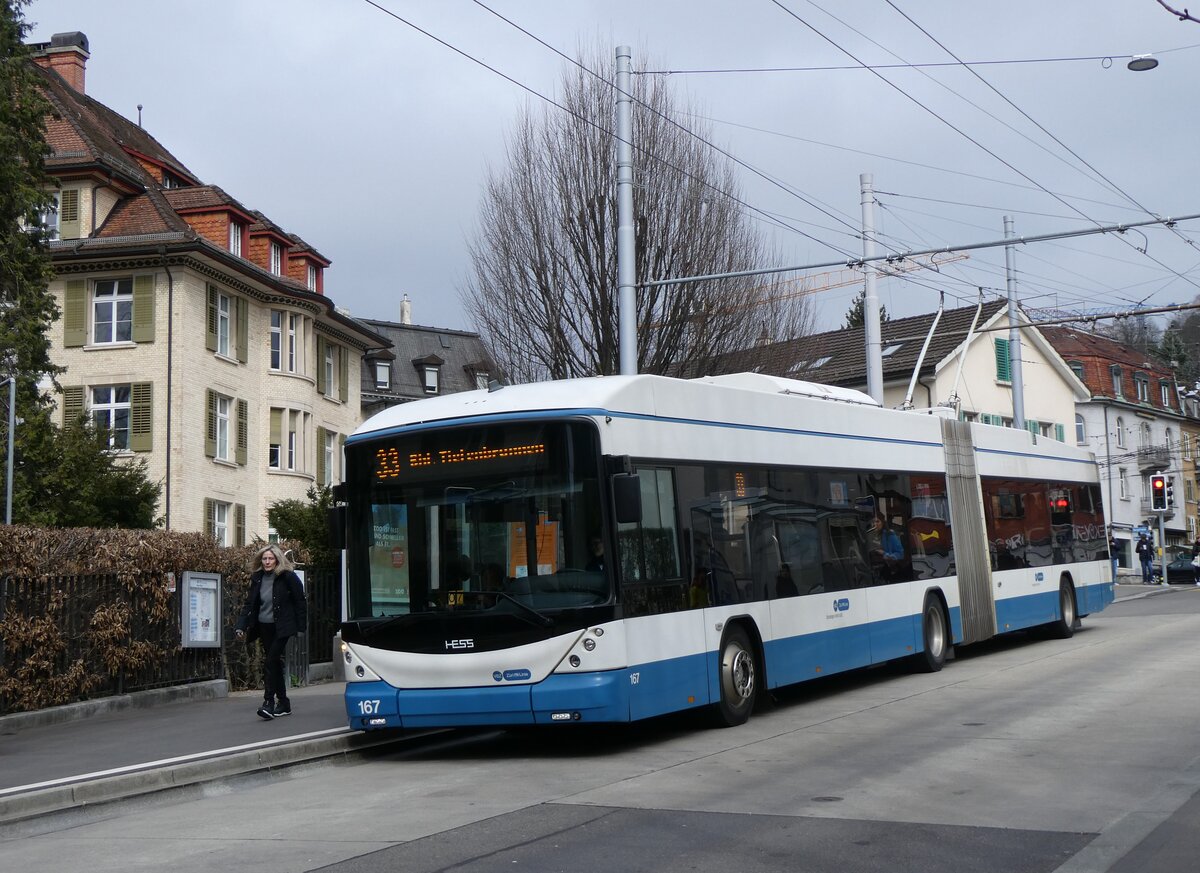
[456,590,555,628]
[361,612,419,638]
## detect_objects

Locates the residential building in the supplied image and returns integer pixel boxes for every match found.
[29,32,388,542]
[1041,327,1186,567]
[719,300,1087,441]
[358,297,495,417]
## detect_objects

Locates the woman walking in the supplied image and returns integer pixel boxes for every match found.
[235,545,308,719]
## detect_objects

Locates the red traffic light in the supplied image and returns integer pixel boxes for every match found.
[1151,474,1167,511]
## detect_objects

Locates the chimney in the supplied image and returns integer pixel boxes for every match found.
[31,32,90,93]
[400,294,412,325]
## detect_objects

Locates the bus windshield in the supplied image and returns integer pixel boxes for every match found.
[344,420,608,620]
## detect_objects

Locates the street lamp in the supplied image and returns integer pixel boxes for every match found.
[1127,54,1159,72]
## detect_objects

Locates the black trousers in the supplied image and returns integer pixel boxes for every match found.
[257,622,292,704]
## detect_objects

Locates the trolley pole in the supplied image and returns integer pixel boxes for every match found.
[615,45,638,376]
[1158,509,1167,585]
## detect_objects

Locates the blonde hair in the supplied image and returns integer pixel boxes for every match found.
[251,544,295,573]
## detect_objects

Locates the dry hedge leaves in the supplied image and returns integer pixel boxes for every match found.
[0,526,309,714]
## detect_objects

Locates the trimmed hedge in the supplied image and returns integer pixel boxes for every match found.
[0,525,308,714]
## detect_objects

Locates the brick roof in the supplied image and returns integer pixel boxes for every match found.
[1040,325,1177,408]
[35,63,197,188]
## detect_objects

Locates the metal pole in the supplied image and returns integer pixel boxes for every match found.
[1004,216,1025,431]
[615,45,638,376]
[1158,507,1167,585]
[4,376,13,525]
[861,174,883,404]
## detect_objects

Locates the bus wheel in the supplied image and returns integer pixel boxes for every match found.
[1049,582,1077,639]
[914,597,948,673]
[713,626,757,727]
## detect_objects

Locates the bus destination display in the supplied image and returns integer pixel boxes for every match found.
[375,442,546,481]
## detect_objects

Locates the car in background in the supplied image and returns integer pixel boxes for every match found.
[1152,547,1197,585]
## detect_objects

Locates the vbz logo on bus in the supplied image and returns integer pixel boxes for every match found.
[833,597,850,612]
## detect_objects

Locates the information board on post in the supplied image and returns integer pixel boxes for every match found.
[181,571,222,648]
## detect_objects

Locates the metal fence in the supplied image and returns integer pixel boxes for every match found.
[0,565,342,715]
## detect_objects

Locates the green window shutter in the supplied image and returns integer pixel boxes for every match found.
[64,279,87,347]
[315,426,327,485]
[1055,423,1066,443]
[235,297,248,363]
[129,382,153,451]
[62,385,85,426]
[994,338,1011,382]
[316,336,327,395]
[59,188,81,239]
[236,398,248,465]
[132,275,155,343]
[234,503,246,547]
[270,408,282,444]
[1026,420,1039,436]
[203,499,214,540]
[338,346,349,402]
[205,389,217,458]
[206,285,218,352]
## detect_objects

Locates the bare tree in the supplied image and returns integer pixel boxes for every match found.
[1156,0,1200,25]
[462,45,812,383]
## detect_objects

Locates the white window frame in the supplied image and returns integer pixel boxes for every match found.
[215,394,231,461]
[423,365,439,395]
[1111,367,1123,397]
[1116,417,1126,449]
[228,221,242,256]
[287,314,299,372]
[1075,414,1085,445]
[307,264,317,291]
[324,343,335,396]
[474,372,489,390]
[287,411,298,471]
[270,242,282,275]
[323,430,336,486]
[1184,433,1193,461]
[26,191,60,239]
[90,384,131,450]
[1135,376,1150,402]
[1162,383,1173,407]
[93,278,134,344]
[375,361,390,389]
[1119,467,1129,500]
[216,292,231,358]
[211,501,229,547]
[270,311,282,370]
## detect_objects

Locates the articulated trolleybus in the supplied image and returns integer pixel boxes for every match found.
[338,372,1113,731]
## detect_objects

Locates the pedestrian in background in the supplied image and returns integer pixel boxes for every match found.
[1135,533,1154,586]
[235,545,307,720]
[1191,536,1200,586]
[1109,532,1120,583]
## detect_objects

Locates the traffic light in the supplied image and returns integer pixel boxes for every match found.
[1150,473,1167,511]
[1167,477,1176,508]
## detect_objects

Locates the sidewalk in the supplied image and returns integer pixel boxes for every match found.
[0,680,410,824]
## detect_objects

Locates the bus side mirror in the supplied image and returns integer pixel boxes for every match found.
[328,506,346,550]
[613,473,642,525]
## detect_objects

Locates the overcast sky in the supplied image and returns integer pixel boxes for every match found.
[27,1,1200,334]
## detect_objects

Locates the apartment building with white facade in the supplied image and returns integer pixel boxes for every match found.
[30,33,388,543]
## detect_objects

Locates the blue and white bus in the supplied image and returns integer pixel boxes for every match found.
[337,372,1113,730]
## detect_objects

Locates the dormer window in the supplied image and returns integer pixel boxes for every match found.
[307,264,317,291]
[413,354,444,395]
[228,221,243,257]
[269,242,282,275]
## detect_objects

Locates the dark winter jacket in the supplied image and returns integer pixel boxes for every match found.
[236,569,308,641]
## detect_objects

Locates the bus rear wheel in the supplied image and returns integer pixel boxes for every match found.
[1049,582,1077,639]
[914,597,948,673]
[713,626,757,727]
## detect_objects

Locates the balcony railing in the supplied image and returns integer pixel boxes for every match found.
[1137,444,1170,472]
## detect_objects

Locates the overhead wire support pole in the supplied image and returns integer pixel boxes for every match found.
[641,212,1200,290]
[615,45,638,376]
[1004,216,1025,431]
[861,173,883,404]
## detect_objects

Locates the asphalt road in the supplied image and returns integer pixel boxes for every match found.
[3,586,1198,873]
